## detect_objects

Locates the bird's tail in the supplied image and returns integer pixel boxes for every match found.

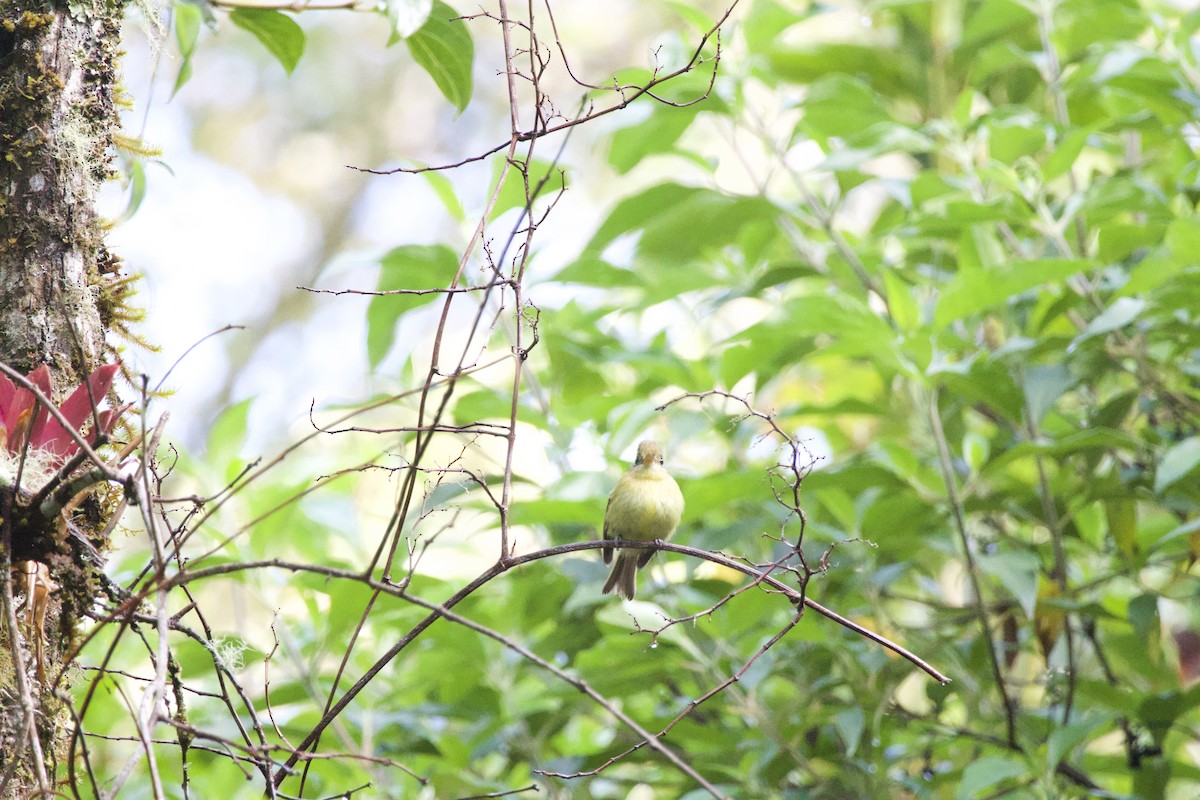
[601,552,639,600]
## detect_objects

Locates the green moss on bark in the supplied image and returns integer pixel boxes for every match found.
[0,0,129,790]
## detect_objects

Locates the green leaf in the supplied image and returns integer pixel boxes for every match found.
[1046,715,1111,770]
[608,105,701,174]
[982,428,1139,476]
[1137,690,1200,747]
[489,158,565,221]
[366,245,461,368]
[1165,217,1200,261]
[1023,364,1073,424]
[961,0,1035,48]
[551,257,634,289]
[172,1,203,96]
[405,1,473,114]
[229,8,305,75]
[800,74,893,141]
[935,259,1089,326]
[979,550,1039,618]
[663,0,713,33]
[1042,127,1092,181]
[748,260,820,294]
[586,184,779,264]
[983,109,1047,165]
[1097,221,1168,263]
[419,167,466,222]
[115,158,148,223]
[819,124,933,172]
[1069,297,1146,349]
[675,472,769,519]
[744,0,802,52]
[1151,516,1200,552]
[451,388,512,424]
[770,44,918,103]
[510,497,599,527]
[956,756,1027,799]
[724,292,898,383]
[780,294,897,362]
[1076,679,1140,717]
[1119,251,1187,297]
[963,430,990,473]
[1129,595,1160,641]
[834,707,865,757]
[931,356,1025,423]
[576,184,780,306]
[206,398,254,483]
[1090,44,1150,84]
[1105,497,1137,556]
[1155,436,1200,493]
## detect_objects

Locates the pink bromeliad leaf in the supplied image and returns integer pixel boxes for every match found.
[4,365,54,455]
[0,373,15,428]
[32,363,122,460]
[0,373,16,444]
[84,403,132,452]
[2,363,125,465]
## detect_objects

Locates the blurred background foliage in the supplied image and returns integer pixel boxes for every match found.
[95,0,1200,797]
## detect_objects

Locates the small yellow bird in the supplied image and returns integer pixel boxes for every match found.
[602,440,685,600]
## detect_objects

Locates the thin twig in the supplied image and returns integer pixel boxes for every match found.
[929,388,1015,746]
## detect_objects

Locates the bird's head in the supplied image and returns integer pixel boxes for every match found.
[634,440,666,468]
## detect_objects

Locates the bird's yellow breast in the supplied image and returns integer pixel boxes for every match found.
[605,466,684,542]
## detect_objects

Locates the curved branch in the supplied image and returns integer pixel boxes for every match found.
[145,537,952,788]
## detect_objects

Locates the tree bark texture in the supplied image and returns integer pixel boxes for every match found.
[0,0,121,793]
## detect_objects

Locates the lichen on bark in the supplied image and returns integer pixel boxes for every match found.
[0,0,122,376]
[0,0,126,792]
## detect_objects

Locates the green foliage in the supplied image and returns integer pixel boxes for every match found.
[501,0,1200,794]
[229,8,306,75]
[173,0,473,111]
[89,0,1200,797]
[171,1,205,95]
[402,0,474,114]
[367,244,460,367]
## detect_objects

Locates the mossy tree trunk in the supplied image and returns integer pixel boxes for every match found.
[0,0,122,794]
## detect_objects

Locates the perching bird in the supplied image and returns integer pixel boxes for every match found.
[601,440,685,600]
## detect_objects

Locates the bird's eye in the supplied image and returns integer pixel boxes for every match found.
[658,457,664,465]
